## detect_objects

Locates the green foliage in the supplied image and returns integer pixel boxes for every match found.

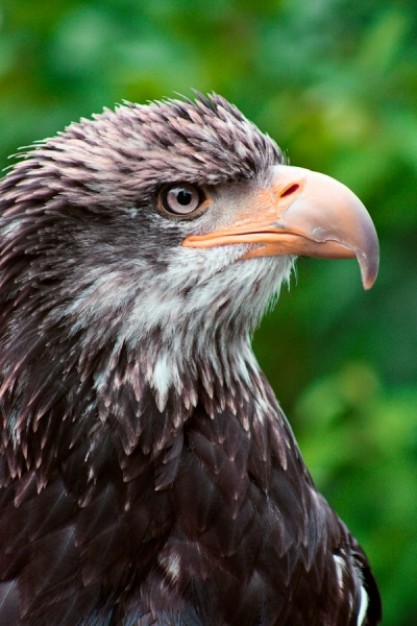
[1,0,416,622]
[295,363,417,625]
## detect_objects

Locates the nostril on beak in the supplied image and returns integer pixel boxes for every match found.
[280,183,300,198]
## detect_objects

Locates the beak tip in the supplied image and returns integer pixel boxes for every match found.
[363,274,377,291]
[351,210,380,290]
[359,250,379,291]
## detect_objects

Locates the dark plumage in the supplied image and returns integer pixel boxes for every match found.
[0,94,381,625]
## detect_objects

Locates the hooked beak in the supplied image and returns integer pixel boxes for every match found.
[182,164,379,290]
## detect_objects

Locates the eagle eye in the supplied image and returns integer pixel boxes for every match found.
[159,184,204,216]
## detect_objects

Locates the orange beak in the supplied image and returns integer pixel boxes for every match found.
[182,164,379,289]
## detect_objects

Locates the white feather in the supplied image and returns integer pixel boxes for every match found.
[357,584,369,626]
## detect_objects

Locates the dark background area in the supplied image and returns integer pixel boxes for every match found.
[1,1,416,623]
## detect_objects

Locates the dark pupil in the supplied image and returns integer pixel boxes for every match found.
[176,189,192,205]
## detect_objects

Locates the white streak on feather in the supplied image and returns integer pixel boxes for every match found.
[357,584,369,626]
[333,554,345,593]
[151,351,172,412]
[159,551,181,584]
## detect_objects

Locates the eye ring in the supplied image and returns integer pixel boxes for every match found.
[159,183,205,216]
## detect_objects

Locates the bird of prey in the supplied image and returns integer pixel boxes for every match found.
[0,94,381,625]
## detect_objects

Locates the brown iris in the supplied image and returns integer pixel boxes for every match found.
[160,184,204,216]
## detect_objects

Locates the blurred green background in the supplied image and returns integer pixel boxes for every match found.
[0,0,416,623]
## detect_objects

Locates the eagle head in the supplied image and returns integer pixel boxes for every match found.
[0,92,378,479]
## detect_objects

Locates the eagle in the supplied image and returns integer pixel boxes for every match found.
[0,94,381,625]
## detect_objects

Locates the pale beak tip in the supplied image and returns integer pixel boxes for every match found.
[358,247,379,290]
[363,272,377,291]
